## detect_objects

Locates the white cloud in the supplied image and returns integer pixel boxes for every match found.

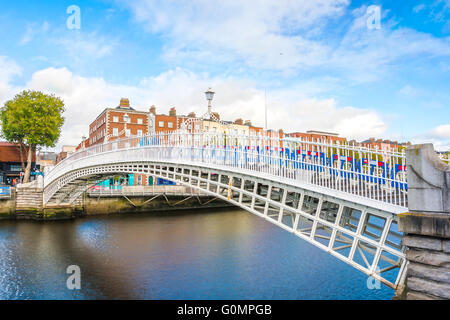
[413,4,426,13]
[19,21,49,45]
[399,85,421,97]
[19,66,389,148]
[327,6,450,83]
[0,56,22,103]
[415,124,450,151]
[1,3,449,153]
[51,31,117,61]
[120,0,450,82]
[1,56,444,151]
[256,98,387,141]
[121,0,348,71]
[430,0,450,21]
[428,124,450,139]
[0,56,22,83]
[0,61,391,148]
[18,19,116,63]
[26,67,143,146]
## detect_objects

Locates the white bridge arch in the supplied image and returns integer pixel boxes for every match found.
[44,131,411,290]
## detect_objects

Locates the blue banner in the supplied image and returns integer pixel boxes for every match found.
[0,186,11,196]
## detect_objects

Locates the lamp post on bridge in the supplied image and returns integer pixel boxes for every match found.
[205,88,215,117]
[202,87,223,124]
[179,88,219,133]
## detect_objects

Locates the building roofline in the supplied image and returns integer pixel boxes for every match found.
[90,107,150,125]
[105,107,149,114]
[306,130,340,136]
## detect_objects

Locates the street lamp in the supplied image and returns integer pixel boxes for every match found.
[205,87,215,115]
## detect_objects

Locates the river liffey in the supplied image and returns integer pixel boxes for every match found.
[0,209,394,300]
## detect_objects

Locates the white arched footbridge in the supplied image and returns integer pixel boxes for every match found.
[44,131,423,290]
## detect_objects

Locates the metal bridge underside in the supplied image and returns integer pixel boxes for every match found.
[44,161,407,290]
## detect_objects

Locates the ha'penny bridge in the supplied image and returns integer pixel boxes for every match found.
[42,131,450,299]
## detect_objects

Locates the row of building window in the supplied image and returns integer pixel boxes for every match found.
[112,128,143,137]
[90,117,106,134]
[157,121,203,130]
[159,121,174,128]
[202,127,246,135]
[91,128,107,144]
[112,115,144,124]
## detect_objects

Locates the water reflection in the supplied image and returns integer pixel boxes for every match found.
[0,209,394,299]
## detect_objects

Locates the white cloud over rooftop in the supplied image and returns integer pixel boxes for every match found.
[1,63,390,149]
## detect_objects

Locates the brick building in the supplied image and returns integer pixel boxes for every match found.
[76,99,265,186]
[56,145,77,164]
[0,142,38,186]
[151,106,178,134]
[85,98,154,148]
[360,138,409,152]
[242,120,263,136]
[176,111,204,133]
[287,130,346,144]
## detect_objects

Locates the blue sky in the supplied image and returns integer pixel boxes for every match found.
[0,0,449,150]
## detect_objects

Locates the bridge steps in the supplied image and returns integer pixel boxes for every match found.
[15,182,43,210]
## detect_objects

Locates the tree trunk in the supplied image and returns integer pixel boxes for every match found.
[19,143,26,171]
[23,144,34,184]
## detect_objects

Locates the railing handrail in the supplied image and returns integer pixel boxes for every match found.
[53,130,409,172]
[44,130,412,209]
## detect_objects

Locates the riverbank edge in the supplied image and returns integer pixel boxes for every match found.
[0,194,234,221]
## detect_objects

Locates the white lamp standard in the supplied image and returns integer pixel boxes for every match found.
[205,87,215,115]
[203,87,227,128]
[182,87,222,132]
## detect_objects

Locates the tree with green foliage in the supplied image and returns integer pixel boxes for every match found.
[0,90,65,183]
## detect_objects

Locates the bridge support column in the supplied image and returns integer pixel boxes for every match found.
[398,144,450,300]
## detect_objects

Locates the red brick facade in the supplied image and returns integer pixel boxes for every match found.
[155,114,177,133]
[87,98,150,147]
[288,131,346,144]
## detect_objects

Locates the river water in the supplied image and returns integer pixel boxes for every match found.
[0,209,394,300]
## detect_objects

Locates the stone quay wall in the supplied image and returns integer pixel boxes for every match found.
[0,184,232,221]
[398,144,450,300]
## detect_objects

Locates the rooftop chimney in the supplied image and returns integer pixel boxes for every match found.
[169,107,176,116]
[119,98,130,108]
[150,105,156,115]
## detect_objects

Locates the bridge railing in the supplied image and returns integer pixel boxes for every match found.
[46,130,410,209]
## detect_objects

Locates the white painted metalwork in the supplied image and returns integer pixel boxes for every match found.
[43,130,412,290]
[88,185,204,197]
[46,131,409,209]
